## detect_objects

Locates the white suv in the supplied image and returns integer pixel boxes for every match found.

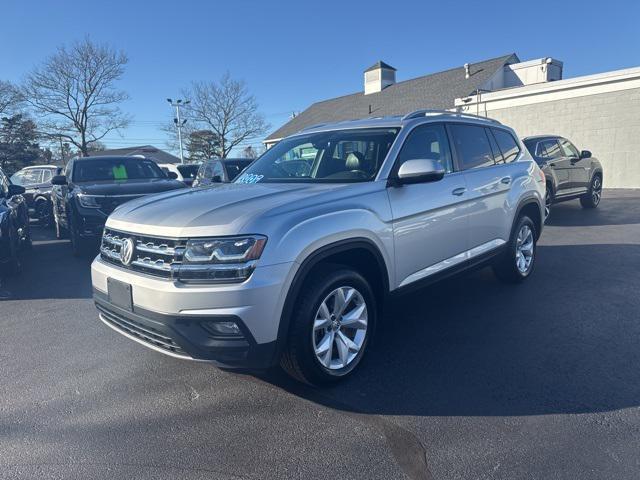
[91,111,545,384]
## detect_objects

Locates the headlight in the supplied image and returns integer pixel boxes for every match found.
[77,193,100,209]
[178,235,267,283]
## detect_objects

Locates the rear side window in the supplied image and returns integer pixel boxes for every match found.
[396,123,453,172]
[447,124,495,170]
[492,129,521,163]
[525,138,562,161]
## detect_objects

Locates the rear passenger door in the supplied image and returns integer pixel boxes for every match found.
[447,123,520,252]
[387,123,469,288]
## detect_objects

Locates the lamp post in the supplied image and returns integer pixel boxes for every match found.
[167,98,190,164]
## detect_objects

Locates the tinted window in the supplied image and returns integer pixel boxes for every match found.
[448,124,495,170]
[492,129,521,163]
[42,169,53,183]
[73,158,164,182]
[211,161,225,180]
[558,138,579,158]
[177,165,199,179]
[224,161,251,181]
[485,129,504,164]
[525,138,563,162]
[396,123,453,173]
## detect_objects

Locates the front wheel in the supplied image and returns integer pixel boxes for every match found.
[493,215,537,284]
[35,200,53,227]
[280,268,376,385]
[580,175,602,209]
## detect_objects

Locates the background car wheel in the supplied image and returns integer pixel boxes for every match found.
[544,185,553,220]
[493,214,537,284]
[68,217,89,257]
[580,174,602,209]
[281,267,376,385]
[1,230,22,276]
[35,200,53,227]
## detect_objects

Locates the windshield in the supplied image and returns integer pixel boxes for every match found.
[236,128,399,184]
[177,165,199,179]
[73,158,165,182]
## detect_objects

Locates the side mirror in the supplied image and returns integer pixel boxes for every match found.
[167,171,178,179]
[580,150,592,159]
[51,175,67,186]
[395,159,445,186]
[7,184,26,196]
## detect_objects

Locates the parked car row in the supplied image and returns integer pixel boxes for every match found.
[1,111,604,387]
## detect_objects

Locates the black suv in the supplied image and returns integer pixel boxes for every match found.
[0,167,31,275]
[10,165,60,226]
[523,136,603,218]
[51,156,186,255]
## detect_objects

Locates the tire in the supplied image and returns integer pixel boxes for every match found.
[35,200,53,227]
[493,214,537,284]
[1,230,22,276]
[68,217,89,257]
[280,267,376,385]
[544,184,553,221]
[580,174,602,209]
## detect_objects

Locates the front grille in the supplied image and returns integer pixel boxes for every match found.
[100,228,186,278]
[97,304,188,357]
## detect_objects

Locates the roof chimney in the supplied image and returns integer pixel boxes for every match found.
[364,61,396,95]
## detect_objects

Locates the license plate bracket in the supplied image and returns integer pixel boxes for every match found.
[107,278,133,312]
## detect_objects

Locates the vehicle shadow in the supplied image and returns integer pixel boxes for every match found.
[258,242,640,417]
[547,189,640,227]
[0,226,95,301]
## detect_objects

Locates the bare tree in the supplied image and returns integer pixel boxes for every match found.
[184,73,269,158]
[0,80,22,116]
[23,38,130,156]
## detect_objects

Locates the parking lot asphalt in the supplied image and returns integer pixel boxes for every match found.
[1,189,639,480]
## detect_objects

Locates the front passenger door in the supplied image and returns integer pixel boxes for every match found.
[387,123,469,288]
[558,137,589,190]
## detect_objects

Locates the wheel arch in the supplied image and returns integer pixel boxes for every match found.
[515,197,543,240]
[273,238,390,363]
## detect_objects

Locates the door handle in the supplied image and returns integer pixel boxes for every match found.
[452,187,466,196]
[500,176,511,185]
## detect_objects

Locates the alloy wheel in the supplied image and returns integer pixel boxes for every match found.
[515,224,534,274]
[591,176,602,205]
[312,286,368,370]
[544,190,552,219]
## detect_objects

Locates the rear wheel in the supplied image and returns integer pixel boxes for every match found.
[493,214,537,284]
[281,268,375,385]
[544,185,553,220]
[35,200,53,227]
[580,174,602,209]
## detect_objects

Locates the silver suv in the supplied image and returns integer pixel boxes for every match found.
[91,111,546,385]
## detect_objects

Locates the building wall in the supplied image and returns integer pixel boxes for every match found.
[485,88,640,188]
[456,66,640,189]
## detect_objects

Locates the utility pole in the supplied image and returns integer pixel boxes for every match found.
[167,98,190,164]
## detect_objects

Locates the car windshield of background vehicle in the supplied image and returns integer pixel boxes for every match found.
[73,158,165,182]
[236,128,399,183]
[10,169,41,186]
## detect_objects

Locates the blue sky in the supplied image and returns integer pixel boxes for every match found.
[2,0,638,155]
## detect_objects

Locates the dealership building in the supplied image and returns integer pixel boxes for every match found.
[265,53,640,188]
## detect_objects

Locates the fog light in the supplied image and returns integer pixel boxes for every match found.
[202,321,242,337]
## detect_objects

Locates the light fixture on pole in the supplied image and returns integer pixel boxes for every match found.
[166,98,190,164]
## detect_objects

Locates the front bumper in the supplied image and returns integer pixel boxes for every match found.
[91,257,294,368]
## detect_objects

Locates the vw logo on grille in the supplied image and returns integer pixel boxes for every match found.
[120,237,135,266]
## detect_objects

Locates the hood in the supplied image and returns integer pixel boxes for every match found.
[75,178,185,195]
[106,182,348,237]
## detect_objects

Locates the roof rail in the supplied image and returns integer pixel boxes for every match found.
[300,122,330,132]
[402,109,501,124]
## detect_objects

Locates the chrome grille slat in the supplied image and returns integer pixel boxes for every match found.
[100,228,185,279]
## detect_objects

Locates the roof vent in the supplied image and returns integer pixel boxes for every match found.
[364,61,396,95]
[464,63,470,79]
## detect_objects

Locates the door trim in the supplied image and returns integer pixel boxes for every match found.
[398,238,505,287]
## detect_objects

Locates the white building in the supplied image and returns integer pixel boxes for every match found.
[266,54,640,188]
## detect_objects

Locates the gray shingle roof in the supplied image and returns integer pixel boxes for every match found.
[265,54,518,142]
